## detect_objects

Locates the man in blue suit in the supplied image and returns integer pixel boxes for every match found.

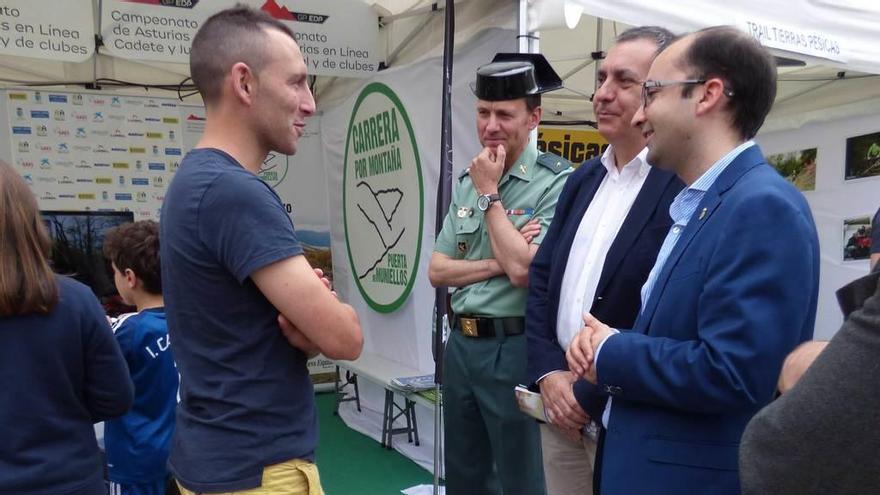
[525,26,682,495]
[567,26,820,494]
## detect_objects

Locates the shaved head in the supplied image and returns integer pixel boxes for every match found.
[190,6,297,104]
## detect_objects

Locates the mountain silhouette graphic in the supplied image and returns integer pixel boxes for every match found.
[355,181,406,279]
[261,153,280,174]
[261,0,295,21]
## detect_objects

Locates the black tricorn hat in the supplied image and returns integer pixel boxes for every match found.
[470,53,563,101]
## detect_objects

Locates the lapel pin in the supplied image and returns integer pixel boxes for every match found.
[520,163,527,174]
[698,207,707,220]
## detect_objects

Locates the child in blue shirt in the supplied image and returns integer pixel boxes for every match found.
[103,220,178,495]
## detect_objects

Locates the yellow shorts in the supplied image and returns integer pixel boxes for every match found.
[176,459,324,495]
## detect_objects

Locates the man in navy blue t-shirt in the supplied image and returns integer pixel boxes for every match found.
[160,6,363,494]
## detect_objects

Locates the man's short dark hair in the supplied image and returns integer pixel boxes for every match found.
[676,26,777,140]
[190,5,296,104]
[525,94,541,112]
[616,26,677,53]
[103,220,162,295]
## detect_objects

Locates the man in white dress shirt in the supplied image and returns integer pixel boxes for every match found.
[525,26,683,494]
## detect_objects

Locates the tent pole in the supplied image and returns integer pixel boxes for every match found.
[433,0,456,493]
[593,18,603,94]
[561,58,597,81]
[386,12,437,68]
[94,0,104,88]
[519,0,539,154]
[517,0,538,54]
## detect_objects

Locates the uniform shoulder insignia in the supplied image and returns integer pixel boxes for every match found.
[536,152,571,174]
[458,167,471,180]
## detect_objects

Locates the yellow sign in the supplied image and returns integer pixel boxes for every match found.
[537,128,609,166]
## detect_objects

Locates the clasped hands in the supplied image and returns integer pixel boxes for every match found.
[539,313,613,441]
[566,313,615,385]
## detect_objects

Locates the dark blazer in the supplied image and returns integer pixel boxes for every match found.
[526,155,683,420]
[739,268,880,495]
[593,145,820,494]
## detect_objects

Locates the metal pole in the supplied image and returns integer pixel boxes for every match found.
[386,13,436,68]
[94,0,104,88]
[433,0,455,493]
[432,382,443,494]
[519,0,538,142]
[594,18,603,94]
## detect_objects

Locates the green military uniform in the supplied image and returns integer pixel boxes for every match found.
[436,141,571,494]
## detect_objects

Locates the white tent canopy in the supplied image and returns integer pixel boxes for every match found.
[538,0,880,131]
[562,0,880,74]
[310,0,880,135]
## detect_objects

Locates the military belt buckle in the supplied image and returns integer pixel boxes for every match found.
[460,317,479,337]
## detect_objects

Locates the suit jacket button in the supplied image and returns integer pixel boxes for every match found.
[604,385,622,395]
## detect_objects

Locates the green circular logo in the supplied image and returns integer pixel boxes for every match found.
[343,82,424,313]
[259,152,289,187]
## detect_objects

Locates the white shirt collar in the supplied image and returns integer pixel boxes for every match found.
[600,145,651,181]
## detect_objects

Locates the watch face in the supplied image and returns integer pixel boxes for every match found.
[477,195,489,211]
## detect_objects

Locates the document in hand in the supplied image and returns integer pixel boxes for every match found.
[514,385,548,422]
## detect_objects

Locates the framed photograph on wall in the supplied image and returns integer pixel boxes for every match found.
[766,147,817,191]
[843,215,873,261]
[845,131,880,181]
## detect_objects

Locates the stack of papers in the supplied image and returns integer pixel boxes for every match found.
[390,374,435,392]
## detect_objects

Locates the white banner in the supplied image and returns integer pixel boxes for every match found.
[6,89,183,220]
[739,18,846,64]
[342,82,425,313]
[179,105,205,155]
[0,0,94,62]
[322,28,515,372]
[100,0,379,77]
[564,0,880,74]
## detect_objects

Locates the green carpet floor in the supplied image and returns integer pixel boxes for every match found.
[314,392,433,494]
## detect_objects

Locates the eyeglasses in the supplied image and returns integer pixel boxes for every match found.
[640,79,706,108]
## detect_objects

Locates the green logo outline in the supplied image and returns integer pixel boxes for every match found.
[342,82,424,313]
[259,153,289,187]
